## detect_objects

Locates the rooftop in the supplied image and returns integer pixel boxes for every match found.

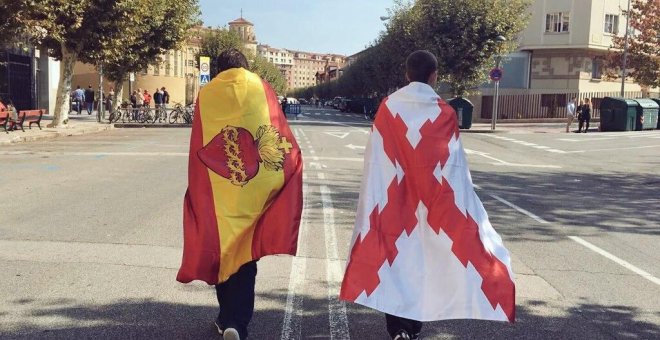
[229,17,253,26]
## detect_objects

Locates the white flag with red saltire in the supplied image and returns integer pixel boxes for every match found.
[339,82,515,322]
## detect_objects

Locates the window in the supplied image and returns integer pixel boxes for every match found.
[604,14,619,34]
[592,58,603,79]
[546,12,570,33]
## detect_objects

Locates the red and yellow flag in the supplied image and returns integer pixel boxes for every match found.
[176,68,303,284]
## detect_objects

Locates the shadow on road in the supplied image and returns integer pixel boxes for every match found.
[471,170,660,242]
[2,292,658,339]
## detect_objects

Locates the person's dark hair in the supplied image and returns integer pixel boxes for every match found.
[405,50,438,84]
[214,49,249,76]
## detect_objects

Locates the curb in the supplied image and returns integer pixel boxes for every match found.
[113,124,191,129]
[0,125,114,145]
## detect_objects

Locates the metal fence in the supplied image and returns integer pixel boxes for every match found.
[481,91,659,120]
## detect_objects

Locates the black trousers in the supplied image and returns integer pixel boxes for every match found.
[215,261,258,339]
[386,314,422,339]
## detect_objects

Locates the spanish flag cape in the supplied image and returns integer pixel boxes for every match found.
[340,82,515,322]
[177,68,303,284]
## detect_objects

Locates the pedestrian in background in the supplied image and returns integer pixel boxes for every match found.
[154,88,163,109]
[581,98,592,133]
[143,89,152,108]
[281,97,288,114]
[84,85,95,115]
[566,97,576,133]
[136,88,144,107]
[577,99,585,133]
[130,90,138,108]
[161,87,170,109]
[72,85,85,115]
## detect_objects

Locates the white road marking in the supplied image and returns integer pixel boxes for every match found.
[299,129,307,138]
[563,145,660,154]
[484,135,568,154]
[320,185,351,340]
[345,144,366,150]
[568,236,660,286]
[488,193,550,224]
[0,151,188,157]
[465,149,561,169]
[318,173,326,180]
[280,183,310,340]
[315,157,363,162]
[324,132,350,139]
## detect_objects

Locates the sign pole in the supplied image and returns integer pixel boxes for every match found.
[490,57,503,131]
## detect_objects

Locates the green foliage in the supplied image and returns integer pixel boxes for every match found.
[605,0,660,88]
[306,0,531,98]
[101,0,200,83]
[249,54,287,95]
[196,28,288,95]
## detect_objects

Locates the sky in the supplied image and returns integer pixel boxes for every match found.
[199,0,393,56]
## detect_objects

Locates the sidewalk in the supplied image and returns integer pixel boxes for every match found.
[465,122,571,134]
[0,115,112,145]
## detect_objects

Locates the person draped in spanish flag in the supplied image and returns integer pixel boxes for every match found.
[340,51,515,340]
[177,49,303,340]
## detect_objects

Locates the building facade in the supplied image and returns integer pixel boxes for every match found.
[257,45,294,89]
[229,17,258,56]
[490,0,656,94]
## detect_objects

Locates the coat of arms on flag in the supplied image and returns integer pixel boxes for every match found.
[340,82,515,323]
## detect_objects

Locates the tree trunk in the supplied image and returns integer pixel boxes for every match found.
[113,79,125,110]
[48,45,77,128]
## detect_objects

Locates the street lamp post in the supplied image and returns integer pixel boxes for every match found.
[491,35,507,131]
[621,0,631,97]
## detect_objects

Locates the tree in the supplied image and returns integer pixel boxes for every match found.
[196,28,288,95]
[101,0,200,108]
[4,0,145,126]
[412,0,531,95]
[606,0,660,89]
[306,0,531,98]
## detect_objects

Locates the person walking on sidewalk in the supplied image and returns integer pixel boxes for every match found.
[84,85,95,115]
[340,50,516,340]
[72,85,85,115]
[176,48,303,340]
[581,98,592,133]
[566,97,577,133]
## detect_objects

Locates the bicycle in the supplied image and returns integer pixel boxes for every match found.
[169,103,194,124]
[151,105,168,124]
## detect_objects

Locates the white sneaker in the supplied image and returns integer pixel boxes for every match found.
[223,328,240,340]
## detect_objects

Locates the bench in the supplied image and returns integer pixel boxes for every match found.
[0,109,8,133]
[12,109,45,132]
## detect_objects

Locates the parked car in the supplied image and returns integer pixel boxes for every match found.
[339,98,353,112]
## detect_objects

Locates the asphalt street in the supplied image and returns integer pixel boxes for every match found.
[0,106,658,339]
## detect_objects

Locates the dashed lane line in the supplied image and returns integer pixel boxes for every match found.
[320,185,351,340]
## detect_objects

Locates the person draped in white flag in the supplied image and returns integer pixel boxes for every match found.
[340,50,516,340]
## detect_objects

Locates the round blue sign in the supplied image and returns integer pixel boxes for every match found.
[489,68,503,81]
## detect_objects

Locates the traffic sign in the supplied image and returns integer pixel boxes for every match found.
[489,68,503,82]
[200,56,210,86]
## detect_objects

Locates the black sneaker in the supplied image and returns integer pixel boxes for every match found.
[393,329,411,340]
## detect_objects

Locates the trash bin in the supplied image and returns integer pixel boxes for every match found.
[632,98,659,130]
[448,97,473,129]
[599,97,638,131]
[651,98,660,129]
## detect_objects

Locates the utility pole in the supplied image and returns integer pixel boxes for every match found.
[621,0,631,97]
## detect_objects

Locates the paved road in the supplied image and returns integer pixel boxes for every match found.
[1,106,658,339]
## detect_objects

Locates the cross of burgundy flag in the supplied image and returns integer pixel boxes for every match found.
[339,82,515,322]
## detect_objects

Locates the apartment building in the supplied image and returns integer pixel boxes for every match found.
[257,45,294,89]
[493,0,653,94]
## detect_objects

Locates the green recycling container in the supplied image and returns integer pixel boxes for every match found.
[632,99,659,130]
[448,97,473,129]
[651,98,660,129]
[599,97,638,131]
